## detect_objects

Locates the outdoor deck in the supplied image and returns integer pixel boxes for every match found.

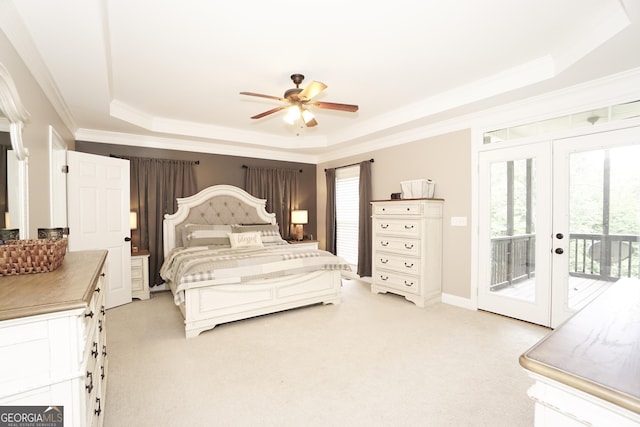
[492,275,613,311]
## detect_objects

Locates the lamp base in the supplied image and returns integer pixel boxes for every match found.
[294,224,304,241]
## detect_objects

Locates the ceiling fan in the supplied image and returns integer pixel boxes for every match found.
[240,74,358,127]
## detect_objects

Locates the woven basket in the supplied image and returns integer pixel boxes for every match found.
[0,238,68,276]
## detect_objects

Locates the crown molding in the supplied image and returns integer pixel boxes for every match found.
[317,67,640,163]
[0,1,77,133]
[74,128,320,164]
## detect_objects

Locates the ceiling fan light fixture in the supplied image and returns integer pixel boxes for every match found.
[301,108,315,125]
[283,105,300,124]
[241,73,358,127]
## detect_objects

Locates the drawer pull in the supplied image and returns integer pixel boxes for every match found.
[404,243,414,249]
[102,344,108,357]
[98,319,103,332]
[94,397,102,416]
[381,241,389,247]
[101,365,105,380]
[100,272,106,277]
[404,225,414,229]
[91,342,99,358]
[404,262,414,268]
[404,280,415,287]
[380,258,388,264]
[85,371,93,393]
[380,224,389,229]
[101,306,105,315]
[85,311,94,319]
[380,275,389,281]
[94,287,101,294]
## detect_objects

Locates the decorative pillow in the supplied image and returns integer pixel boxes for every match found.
[183,224,232,247]
[228,231,264,249]
[231,224,286,244]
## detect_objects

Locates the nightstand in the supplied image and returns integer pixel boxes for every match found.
[131,250,150,300]
[288,240,319,250]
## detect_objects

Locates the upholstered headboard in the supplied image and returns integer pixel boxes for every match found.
[163,185,276,256]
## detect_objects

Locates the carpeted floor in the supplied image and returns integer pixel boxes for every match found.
[104,279,548,426]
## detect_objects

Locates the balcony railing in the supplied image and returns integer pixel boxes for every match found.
[569,233,639,281]
[490,233,640,289]
[491,234,535,290]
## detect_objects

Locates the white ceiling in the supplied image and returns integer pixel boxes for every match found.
[2,0,640,163]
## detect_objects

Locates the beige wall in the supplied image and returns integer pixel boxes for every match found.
[1,29,75,238]
[317,129,472,299]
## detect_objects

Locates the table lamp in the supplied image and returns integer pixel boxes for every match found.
[291,210,308,241]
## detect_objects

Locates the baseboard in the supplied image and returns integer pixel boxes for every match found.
[441,293,476,310]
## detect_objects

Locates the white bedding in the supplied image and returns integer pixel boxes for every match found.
[160,244,351,304]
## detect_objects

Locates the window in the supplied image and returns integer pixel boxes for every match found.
[335,166,359,266]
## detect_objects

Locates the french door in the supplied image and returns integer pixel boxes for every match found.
[478,142,553,326]
[479,126,640,327]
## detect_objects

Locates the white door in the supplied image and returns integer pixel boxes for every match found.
[67,151,132,309]
[551,126,640,327]
[478,142,553,326]
[479,126,640,327]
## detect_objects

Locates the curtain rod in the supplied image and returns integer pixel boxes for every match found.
[242,164,303,173]
[109,154,199,164]
[324,158,374,172]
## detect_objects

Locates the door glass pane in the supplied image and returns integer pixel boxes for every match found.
[567,145,640,309]
[489,158,537,301]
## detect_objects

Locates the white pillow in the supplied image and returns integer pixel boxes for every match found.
[183,224,232,247]
[231,224,286,244]
[228,231,264,249]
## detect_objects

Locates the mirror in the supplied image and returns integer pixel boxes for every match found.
[0,130,10,228]
[49,125,67,229]
[0,62,30,239]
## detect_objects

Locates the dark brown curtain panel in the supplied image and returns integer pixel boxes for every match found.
[357,160,372,277]
[324,168,337,254]
[245,167,298,239]
[128,156,197,287]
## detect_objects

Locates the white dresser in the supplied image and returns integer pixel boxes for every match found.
[131,250,150,300]
[371,199,443,307]
[0,250,109,427]
[520,278,640,426]
[288,240,319,250]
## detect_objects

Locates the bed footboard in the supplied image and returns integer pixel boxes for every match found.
[176,270,341,338]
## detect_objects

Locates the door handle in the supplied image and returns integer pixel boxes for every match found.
[554,248,564,254]
[124,236,131,242]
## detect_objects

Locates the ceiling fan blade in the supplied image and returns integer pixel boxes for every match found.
[250,105,287,119]
[310,101,359,112]
[240,92,285,101]
[298,81,327,101]
[305,117,319,127]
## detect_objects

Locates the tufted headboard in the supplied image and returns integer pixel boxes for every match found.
[163,185,276,256]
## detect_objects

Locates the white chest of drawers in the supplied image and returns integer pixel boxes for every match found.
[0,250,109,427]
[371,199,443,307]
[131,250,150,300]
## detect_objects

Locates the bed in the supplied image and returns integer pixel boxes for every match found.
[161,184,350,338]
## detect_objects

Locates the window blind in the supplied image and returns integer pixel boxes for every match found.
[335,166,359,265]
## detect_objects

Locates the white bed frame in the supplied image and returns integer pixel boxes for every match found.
[163,185,342,338]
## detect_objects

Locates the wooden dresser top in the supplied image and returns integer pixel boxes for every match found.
[520,278,640,414]
[0,250,108,321]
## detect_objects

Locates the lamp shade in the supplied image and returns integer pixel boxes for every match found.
[291,210,308,224]
[130,211,138,230]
